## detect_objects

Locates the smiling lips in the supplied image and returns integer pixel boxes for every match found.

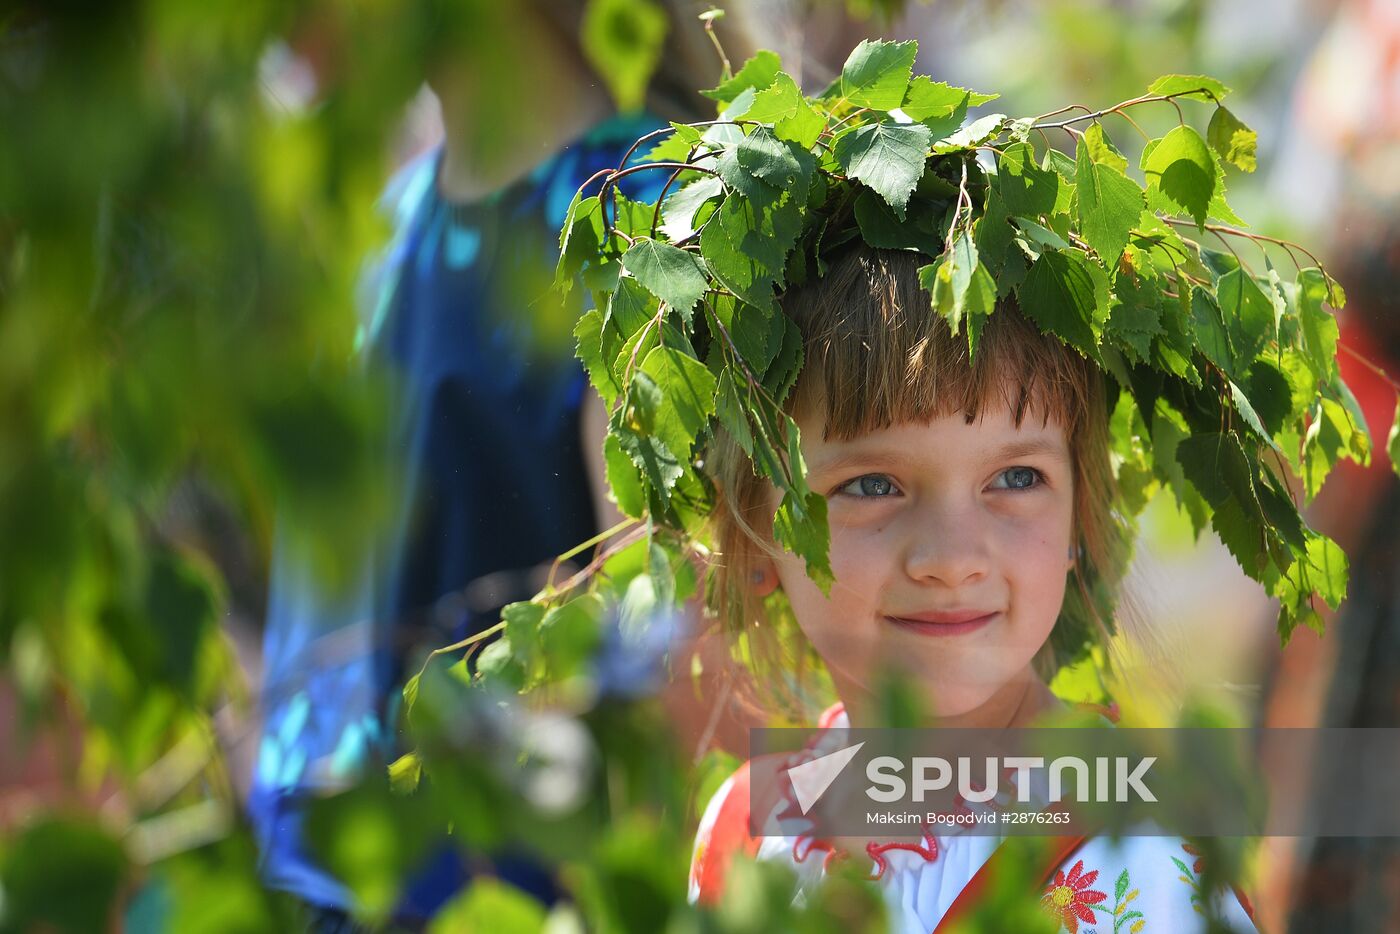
[885,608,1000,636]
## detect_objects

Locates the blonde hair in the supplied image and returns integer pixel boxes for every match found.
[705,247,1135,716]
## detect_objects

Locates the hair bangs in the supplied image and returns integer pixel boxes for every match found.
[786,249,1093,441]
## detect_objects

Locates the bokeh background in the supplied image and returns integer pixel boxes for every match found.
[2,0,1396,931]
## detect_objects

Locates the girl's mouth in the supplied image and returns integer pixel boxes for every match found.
[884,611,999,636]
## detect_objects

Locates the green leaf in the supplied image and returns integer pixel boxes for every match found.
[1075,136,1144,264]
[1244,360,1294,436]
[920,232,995,336]
[853,189,943,255]
[428,878,547,934]
[1206,158,1248,226]
[975,187,1014,271]
[746,72,825,149]
[702,49,782,103]
[1307,534,1348,610]
[614,372,684,497]
[1389,397,1400,480]
[503,600,546,654]
[1207,106,1257,172]
[1273,533,1348,639]
[827,39,918,110]
[1212,496,1268,579]
[556,194,606,292]
[700,188,802,309]
[659,175,724,242]
[614,423,682,499]
[773,489,833,592]
[1297,267,1340,381]
[388,752,422,795]
[581,0,668,112]
[1115,868,1131,903]
[710,292,776,370]
[1189,289,1235,375]
[606,275,657,337]
[639,346,718,460]
[833,122,933,218]
[1230,381,1281,452]
[733,126,815,199]
[579,310,624,406]
[1330,376,1372,466]
[1017,250,1109,358]
[996,143,1060,217]
[604,432,647,517]
[715,370,755,456]
[1176,431,1256,510]
[1082,122,1128,174]
[610,307,659,384]
[643,128,697,164]
[935,113,1007,150]
[900,77,967,121]
[1147,74,1231,102]
[1216,268,1274,364]
[540,594,604,677]
[901,77,997,123]
[621,239,708,319]
[1044,146,1078,182]
[1143,125,1216,228]
[1105,277,1163,362]
[762,313,804,405]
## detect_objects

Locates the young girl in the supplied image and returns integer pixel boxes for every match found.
[687,247,1258,933]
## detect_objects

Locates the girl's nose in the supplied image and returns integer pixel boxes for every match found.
[902,508,991,586]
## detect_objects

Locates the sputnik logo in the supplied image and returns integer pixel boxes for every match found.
[787,742,865,815]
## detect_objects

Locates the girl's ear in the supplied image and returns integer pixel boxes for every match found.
[750,558,779,597]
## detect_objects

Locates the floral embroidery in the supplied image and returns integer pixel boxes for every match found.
[1043,859,1108,932]
[1172,843,1208,915]
[1110,868,1145,933]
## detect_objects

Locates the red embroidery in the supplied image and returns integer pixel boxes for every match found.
[1182,842,1206,874]
[793,835,844,872]
[1041,859,1108,933]
[866,826,939,880]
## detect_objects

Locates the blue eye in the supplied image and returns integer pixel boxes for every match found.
[992,467,1042,490]
[838,474,897,497]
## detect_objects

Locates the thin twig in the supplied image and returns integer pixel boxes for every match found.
[1033,89,1214,131]
[412,620,506,686]
[1208,227,1249,276]
[547,517,638,592]
[944,160,971,255]
[1160,218,1331,279]
[601,162,721,246]
[1341,344,1400,393]
[1112,108,1152,143]
[821,107,870,139]
[703,12,732,80]
[553,525,650,594]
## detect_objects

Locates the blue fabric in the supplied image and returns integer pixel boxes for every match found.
[250,113,666,920]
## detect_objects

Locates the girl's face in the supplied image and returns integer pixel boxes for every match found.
[763,403,1077,722]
